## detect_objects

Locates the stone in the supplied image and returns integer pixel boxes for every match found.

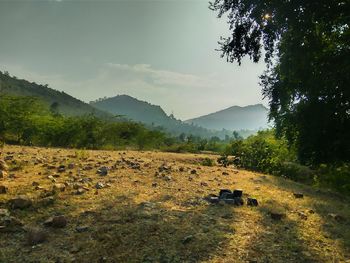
[182,235,194,244]
[293,193,304,198]
[270,211,286,220]
[190,169,197,175]
[0,160,8,171]
[95,182,104,189]
[38,196,55,207]
[328,213,346,222]
[26,227,47,245]
[0,170,8,178]
[225,197,244,206]
[0,215,24,232]
[179,167,185,172]
[57,165,66,173]
[53,183,66,192]
[0,208,10,217]
[233,189,243,198]
[44,215,67,228]
[76,188,86,195]
[68,163,75,169]
[222,172,229,176]
[205,196,220,204]
[247,197,259,206]
[219,189,232,199]
[97,166,108,176]
[200,182,208,187]
[76,225,89,233]
[152,182,157,187]
[32,181,40,187]
[0,185,7,194]
[8,195,33,209]
[297,211,308,220]
[164,175,172,181]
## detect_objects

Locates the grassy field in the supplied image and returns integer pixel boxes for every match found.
[0,145,349,263]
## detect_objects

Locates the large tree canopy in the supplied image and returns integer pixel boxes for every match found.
[210,0,350,164]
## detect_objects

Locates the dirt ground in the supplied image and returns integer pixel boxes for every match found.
[0,145,349,263]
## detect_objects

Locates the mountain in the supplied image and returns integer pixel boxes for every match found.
[0,71,111,118]
[186,104,269,131]
[90,95,234,138]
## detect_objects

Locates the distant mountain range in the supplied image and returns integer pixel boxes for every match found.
[186,104,269,131]
[0,71,268,138]
[0,71,111,119]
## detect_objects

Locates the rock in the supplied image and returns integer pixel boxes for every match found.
[76,225,89,233]
[32,181,40,187]
[182,235,194,244]
[293,192,304,198]
[8,195,33,209]
[164,175,172,181]
[204,195,220,204]
[158,164,171,173]
[95,182,104,189]
[26,227,47,245]
[57,165,66,173]
[179,167,185,172]
[0,160,8,171]
[270,211,286,220]
[328,213,346,222]
[151,182,157,187]
[224,197,244,206]
[0,208,10,217]
[44,215,67,228]
[297,211,308,220]
[222,172,229,176]
[247,197,259,206]
[53,183,66,192]
[233,189,243,198]
[0,215,24,232]
[219,189,232,199]
[37,196,55,207]
[97,166,108,176]
[68,163,75,169]
[76,188,86,195]
[0,170,8,178]
[190,169,197,175]
[0,185,7,194]
[200,182,208,187]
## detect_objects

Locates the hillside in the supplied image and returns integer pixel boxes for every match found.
[90,95,235,138]
[0,145,349,262]
[0,71,111,118]
[186,104,269,131]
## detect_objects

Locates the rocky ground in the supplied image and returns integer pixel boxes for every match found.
[0,145,349,263]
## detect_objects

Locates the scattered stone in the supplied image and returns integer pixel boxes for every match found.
[328,213,346,222]
[53,183,66,192]
[200,182,208,187]
[0,214,24,233]
[247,197,259,206]
[182,235,194,244]
[95,182,105,189]
[0,160,8,171]
[222,172,229,176]
[32,181,40,187]
[38,196,55,207]
[158,163,171,173]
[204,195,220,204]
[270,211,286,220]
[68,163,75,169]
[179,167,185,172]
[26,227,47,245]
[76,225,89,233]
[190,169,197,175]
[293,192,304,198]
[0,185,7,194]
[225,197,244,206]
[97,166,108,176]
[57,165,66,173]
[297,211,308,220]
[233,189,243,198]
[44,215,67,228]
[219,189,232,199]
[152,182,157,187]
[8,195,33,209]
[164,175,172,181]
[0,208,10,217]
[76,188,86,195]
[0,170,8,178]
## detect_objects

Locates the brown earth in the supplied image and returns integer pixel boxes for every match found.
[0,145,349,263]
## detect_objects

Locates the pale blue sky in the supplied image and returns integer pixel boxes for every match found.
[0,0,266,119]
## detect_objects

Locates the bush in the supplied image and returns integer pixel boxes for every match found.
[200,157,215,166]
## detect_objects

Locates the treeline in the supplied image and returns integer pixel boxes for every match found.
[223,130,350,195]
[0,95,228,152]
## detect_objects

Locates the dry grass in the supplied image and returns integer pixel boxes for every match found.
[0,145,349,263]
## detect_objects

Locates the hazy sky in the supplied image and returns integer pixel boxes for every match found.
[0,0,266,120]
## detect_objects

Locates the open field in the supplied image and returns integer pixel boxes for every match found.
[0,145,349,263]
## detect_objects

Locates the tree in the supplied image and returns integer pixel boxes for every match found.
[210,0,350,164]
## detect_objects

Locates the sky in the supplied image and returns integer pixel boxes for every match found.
[0,0,266,120]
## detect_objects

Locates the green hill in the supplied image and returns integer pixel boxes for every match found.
[0,71,111,118]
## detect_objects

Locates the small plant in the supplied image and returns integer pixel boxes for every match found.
[75,149,89,160]
[201,157,215,166]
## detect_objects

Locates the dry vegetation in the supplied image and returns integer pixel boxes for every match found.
[0,145,349,263]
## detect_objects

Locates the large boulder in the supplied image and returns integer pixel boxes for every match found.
[8,195,33,209]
